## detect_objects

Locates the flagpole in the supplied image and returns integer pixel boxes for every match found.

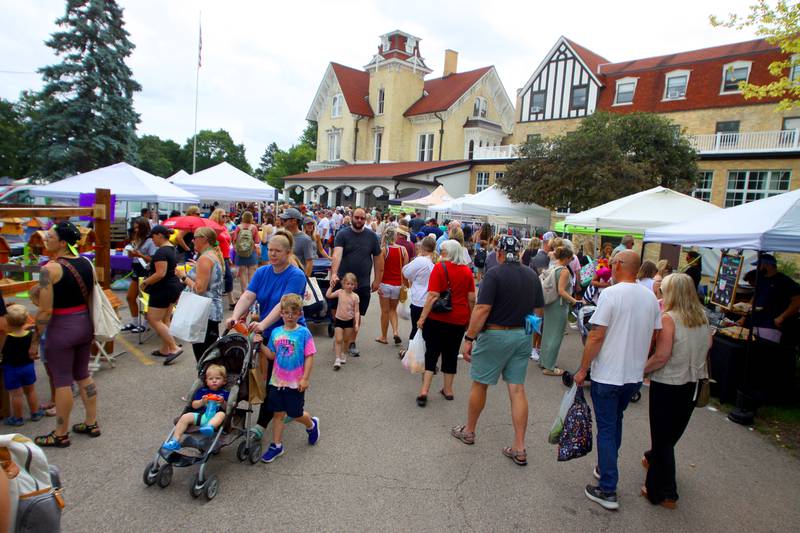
[192,12,202,173]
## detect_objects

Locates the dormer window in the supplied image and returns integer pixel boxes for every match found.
[571,85,588,110]
[331,93,342,118]
[377,88,385,115]
[614,78,637,105]
[530,91,546,114]
[721,61,751,94]
[473,97,487,118]
[664,70,690,100]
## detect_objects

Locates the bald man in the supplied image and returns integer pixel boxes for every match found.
[575,250,662,511]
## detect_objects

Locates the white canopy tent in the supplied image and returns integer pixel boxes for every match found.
[402,185,453,209]
[564,186,721,233]
[30,162,199,203]
[166,169,190,183]
[431,185,551,227]
[168,162,276,202]
[644,188,800,252]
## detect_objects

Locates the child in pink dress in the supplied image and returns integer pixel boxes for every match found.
[326,273,361,370]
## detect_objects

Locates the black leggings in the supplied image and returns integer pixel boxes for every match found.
[257,358,275,428]
[645,381,696,504]
[409,304,423,340]
[422,318,465,374]
[192,320,220,363]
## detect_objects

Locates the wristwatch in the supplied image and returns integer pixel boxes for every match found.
[464,334,476,342]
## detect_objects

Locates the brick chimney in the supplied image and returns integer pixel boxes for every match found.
[443,49,458,77]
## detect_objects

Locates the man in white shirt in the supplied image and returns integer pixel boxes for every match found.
[575,250,661,511]
[317,211,331,242]
[332,209,343,232]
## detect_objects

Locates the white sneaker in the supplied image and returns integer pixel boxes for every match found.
[530,348,540,361]
[333,359,342,371]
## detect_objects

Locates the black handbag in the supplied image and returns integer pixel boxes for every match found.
[431,262,453,313]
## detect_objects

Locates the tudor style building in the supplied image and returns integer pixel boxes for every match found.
[284,30,515,207]
[474,36,800,208]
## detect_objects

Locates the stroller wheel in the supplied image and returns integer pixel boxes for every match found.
[204,474,219,500]
[236,440,249,462]
[631,391,642,403]
[142,461,159,486]
[562,371,574,388]
[189,472,204,499]
[248,441,262,464]
[327,322,334,337]
[156,464,173,488]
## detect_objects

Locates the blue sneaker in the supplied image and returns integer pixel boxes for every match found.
[199,425,215,437]
[3,416,24,426]
[162,438,181,451]
[30,410,45,422]
[307,417,320,445]
[261,443,284,463]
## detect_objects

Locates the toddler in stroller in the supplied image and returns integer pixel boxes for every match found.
[143,332,262,500]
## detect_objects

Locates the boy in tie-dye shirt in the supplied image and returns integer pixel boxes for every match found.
[260,294,320,463]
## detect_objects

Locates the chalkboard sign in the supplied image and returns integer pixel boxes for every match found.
[711,252,743,309]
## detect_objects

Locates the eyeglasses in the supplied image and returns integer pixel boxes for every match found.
[353,216,366,221]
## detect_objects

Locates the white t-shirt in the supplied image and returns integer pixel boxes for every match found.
[401,255,435,307]
[332,213,343,231]
[589,281,662,386]
[637,277,655,292]
[317,217,330,240]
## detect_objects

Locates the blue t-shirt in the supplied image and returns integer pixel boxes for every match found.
[247,264,307,339]
[191,386,230,411]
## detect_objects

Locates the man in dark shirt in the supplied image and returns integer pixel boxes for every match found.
[529,239,550,274]
[409,211,425,234]
[450,236,544,465]
[424,218,443,239]
[747,254,800,342]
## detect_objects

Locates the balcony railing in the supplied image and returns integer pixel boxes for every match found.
[472,144,520,159]
[307,160,346,172]
[687,129,800,154]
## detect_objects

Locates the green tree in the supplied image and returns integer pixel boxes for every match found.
[135,135,183,177]
[0,98,32,179]
[498,112,698,211]
[256,142,279,180]
[711,0,800,109]
[182,129,252,174]
[27,0,141,181]
[265,144,315,189]
[299,120,318,151]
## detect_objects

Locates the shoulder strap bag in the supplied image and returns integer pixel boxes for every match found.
[431,262,453,313]
[57,257,122,341]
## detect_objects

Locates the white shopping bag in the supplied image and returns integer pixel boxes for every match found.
[402,330,426,374]
[548,384,577,444]
[169,291,212,343]
[398,300,411,321]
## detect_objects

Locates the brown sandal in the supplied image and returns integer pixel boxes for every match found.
[502,447,528,466]
[34,431,71,448]
[72,422,101,438]
[451,425,475,445]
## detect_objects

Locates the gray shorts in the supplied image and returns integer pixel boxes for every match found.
[379,283,401,300]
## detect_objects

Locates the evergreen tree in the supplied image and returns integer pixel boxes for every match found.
[256,142,279,179]
[27,0,141,181]
[0,99,32,179]
[299,120,318,151]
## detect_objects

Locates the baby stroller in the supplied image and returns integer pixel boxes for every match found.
[561,303,641,403]
[142,331,263,500]
[304,258,334,338]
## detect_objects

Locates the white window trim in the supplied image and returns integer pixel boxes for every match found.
[662,69,691,101]
[476,171,490,192]
[331,93,343,118]
[790,54,800,84]
[473,97,487,118]
[724,169,791,207]
[418,133,434,161]
[374,130,383,163]
[613,77,638,106]
[720,61,752,95]
[377,88,385,115]
[327,129,341,161]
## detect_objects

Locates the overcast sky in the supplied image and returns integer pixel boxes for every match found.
[0,0,760,172]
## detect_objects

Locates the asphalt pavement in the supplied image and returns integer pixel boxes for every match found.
[7,290,800,532]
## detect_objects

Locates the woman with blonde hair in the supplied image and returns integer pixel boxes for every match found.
[376,227,408,345]
[173,226,225,364]
[643,272,711,509]
[209,208,235,309]
[652,259,674,300]
[231,210,260,298]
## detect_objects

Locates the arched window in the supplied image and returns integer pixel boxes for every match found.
[468,140,474,160]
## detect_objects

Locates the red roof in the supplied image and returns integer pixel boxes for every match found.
[284,161,468,181]
[563,38,609,75]
[404,67,493,117]
[598,38,779,75]
[330,63,374,117]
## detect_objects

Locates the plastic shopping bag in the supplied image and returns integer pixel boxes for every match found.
[557,387,593,461]
[169,291,212,343]
[548,384,577,444]
[525,314,542,335]
[398,300,411,321]
[402,330,426,374]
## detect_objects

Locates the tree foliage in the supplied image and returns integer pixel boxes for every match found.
[265,144,315,189]
[27,0,141,180]
[135,134,183,177]
[299,120,318,150]
[497,112,699,212]
[0,99,32,179]
[182,129,252,174]
[256,142,279,179]
[711,0,800,109]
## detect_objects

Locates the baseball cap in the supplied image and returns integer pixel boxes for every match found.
[149,224,173,238]
[752,254,777,266]
[303,217,316,226]
[279,207,303,221]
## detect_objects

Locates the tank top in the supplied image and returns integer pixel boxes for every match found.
[382,246,403,286]
[650,311,710,385]
[53,257,94,309]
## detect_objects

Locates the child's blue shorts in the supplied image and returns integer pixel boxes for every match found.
[2,363,36,390]
[266,385,305,418]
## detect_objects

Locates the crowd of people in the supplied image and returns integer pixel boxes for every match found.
[4,197,798,516]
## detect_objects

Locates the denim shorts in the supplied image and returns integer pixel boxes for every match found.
[379,283,401,300]
[266,385,305,418]
[469,329,532,385]
[2,363,36,390]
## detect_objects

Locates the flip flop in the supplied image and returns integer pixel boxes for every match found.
[163,350,184,366]
[542,368,565,376]
[502,447,528,466]
[440,389,454,401]
[151,349,169,357]
[375,338,388,344]
[393,335,402,345]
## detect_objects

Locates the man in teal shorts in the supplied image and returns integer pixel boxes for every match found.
[451,235,544,466]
